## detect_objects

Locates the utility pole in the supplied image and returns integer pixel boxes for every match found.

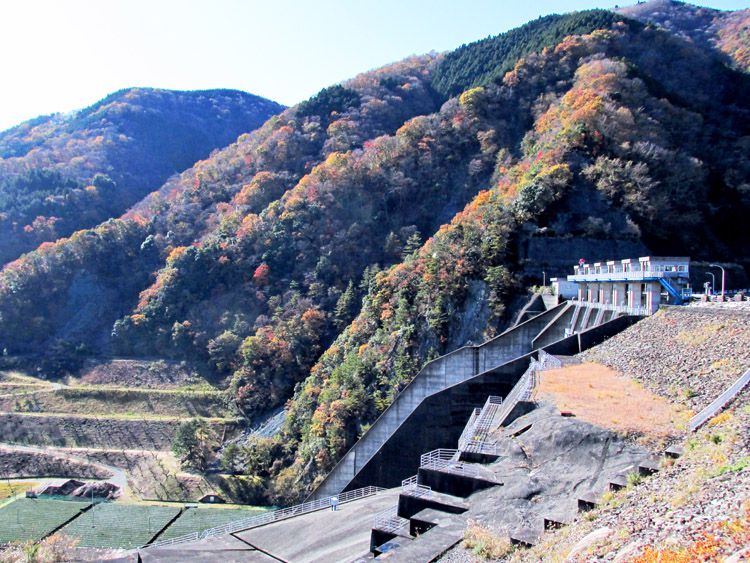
[709,264,726,300]
[543,271,546,287]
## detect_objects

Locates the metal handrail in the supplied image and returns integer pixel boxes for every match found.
[373,506,409,534]
[401,475,432,497]
[460,396,503,454]
[419,449,484,478]
[457,407,482,451]
[537,350,562,370]
[690,368,750,431]
[144,485,385,548]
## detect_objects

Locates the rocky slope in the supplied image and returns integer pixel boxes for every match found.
[443,305,750,561]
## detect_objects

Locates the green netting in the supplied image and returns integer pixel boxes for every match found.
[0,498,89,544]
[59,503,180,548]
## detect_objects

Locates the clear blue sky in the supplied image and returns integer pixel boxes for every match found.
[0,0,747,131]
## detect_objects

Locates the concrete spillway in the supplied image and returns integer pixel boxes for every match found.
[310,301,641,500]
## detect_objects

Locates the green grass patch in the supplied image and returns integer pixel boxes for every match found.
[0,498,89,544]
[0,481,39,501]
[60,503,180,548]
[712,456,750,477]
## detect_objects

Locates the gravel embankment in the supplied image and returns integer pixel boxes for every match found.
[511,389,749,561]
[441,305,750,562]
[583,306,750,412]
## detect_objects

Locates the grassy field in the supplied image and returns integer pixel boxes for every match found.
[0,387,231,418]
[59,503,181,548]
[156,505,269,540]
[0,498,89,544]
[0,481,39,501]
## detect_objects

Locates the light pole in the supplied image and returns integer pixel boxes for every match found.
[709,264,726,300]
[543,271,547,287]
[706,272,715,295]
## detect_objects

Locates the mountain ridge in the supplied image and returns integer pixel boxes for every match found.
[0,87,285,264]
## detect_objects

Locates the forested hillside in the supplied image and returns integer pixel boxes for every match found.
[0,88,284,263]
[0,3,749,503]
[617,0,750,70]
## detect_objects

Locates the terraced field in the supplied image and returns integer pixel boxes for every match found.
[0,498,90,544]
[0,387,230,418]
[59,503,181,548]
[155,505,269,541]
[0,366,246,505]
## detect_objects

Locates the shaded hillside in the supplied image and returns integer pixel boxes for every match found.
[617,0,750,70]
[0,88,284,263]
[431,9,629,98]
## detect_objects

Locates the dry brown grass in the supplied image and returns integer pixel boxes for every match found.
[463,521,513,559]
[534,362,689,445]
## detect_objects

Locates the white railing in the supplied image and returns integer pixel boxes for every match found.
[537,350,562,370]
[419,449,484,479]
[373,506,409,534]
[144,485,385,548]
[401,475,432,498]
[576,301,649,317]
[459,396,502,455]
[491,360,537,431]
[568,270,687,282]
[456,407,482,451]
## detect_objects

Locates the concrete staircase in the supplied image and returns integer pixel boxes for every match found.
[311,301,643,501]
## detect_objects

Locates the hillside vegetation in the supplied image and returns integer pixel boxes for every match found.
[270,22,750,500]
[0,3,749,504]
[0,88,284,263]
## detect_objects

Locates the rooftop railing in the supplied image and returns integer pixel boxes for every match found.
[568,270,687,282]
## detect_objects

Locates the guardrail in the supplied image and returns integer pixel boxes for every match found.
[459,396,502,455]
[457,407,482,451]
[574,301,650,317]
[689,368,750,431]
[568,270,686,282]
[537,350,562,370]
[401,475,432,497]
[419,449,484,478]
[144,485,385,549]
[373,506,409,534]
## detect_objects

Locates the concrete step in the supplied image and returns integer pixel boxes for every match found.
[543,515,571,531]
[665,444,683,459]
[373,519,465,562]
[608,474,628,491]
[509,526,541,547]
[638,458,662,476]
[408,507,455,537]
[458,450,501,464]
[417,465,502,498]
[398,489,469,519]
[577,491,600,512]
